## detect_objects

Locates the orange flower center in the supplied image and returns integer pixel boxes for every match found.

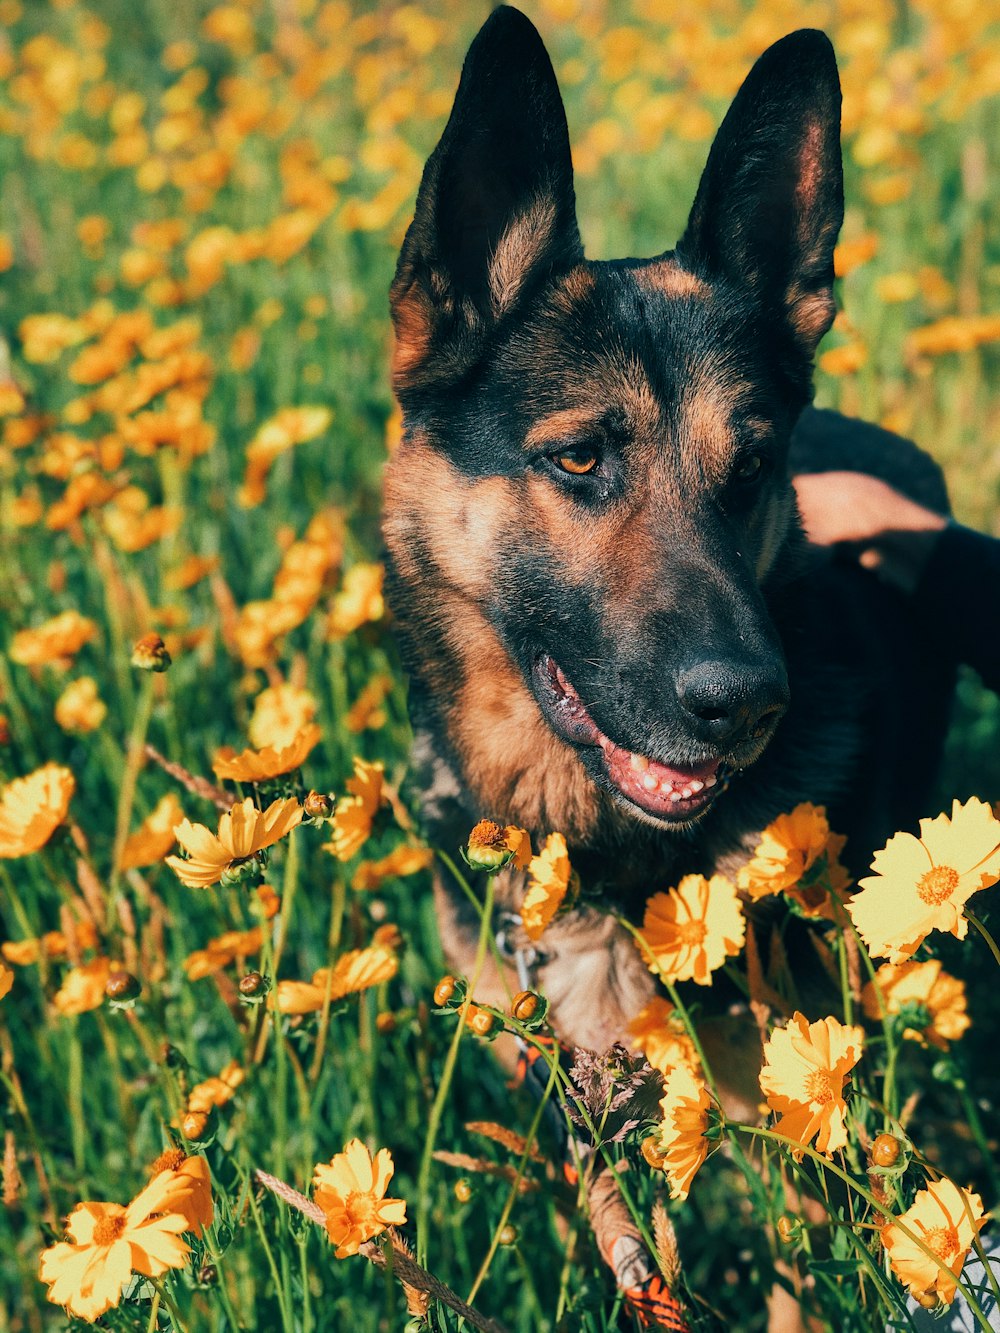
[92,1214,127,1246]
[922,1224,959,1260]
[804,1069,837,1105]
[676,919,707,946]
[345,1190,379,1229]
[917,865,959,906]
[149,1147,187,1175]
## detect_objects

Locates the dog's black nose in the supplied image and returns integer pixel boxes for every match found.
[676,661,789,746]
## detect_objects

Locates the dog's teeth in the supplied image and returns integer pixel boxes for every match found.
[669,790,683,802]
[629,753,650,772]
[642,773,658,792]
[688,780,704,794]
[704,775,717,788]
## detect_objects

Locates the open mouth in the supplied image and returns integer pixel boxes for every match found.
[531,654,728,824]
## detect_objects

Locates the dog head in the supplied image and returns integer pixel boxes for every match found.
[384,7,843,834]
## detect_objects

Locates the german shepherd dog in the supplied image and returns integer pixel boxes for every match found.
[382,8,952,1063]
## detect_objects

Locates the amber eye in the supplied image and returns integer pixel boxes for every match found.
[553,447,599,475]
[734,452,765,484]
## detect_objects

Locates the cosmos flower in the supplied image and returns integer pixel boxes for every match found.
[328,563,384,639]
[737,803,851,917]
[351,844,434,891]
[145,1149,214,1236]
[183,927,263,980]
[54,677,107,734]
[211,723,321,782]
[521,833,573,941]
[165,796,302,887]
[627,996,700,1076]
[186,1059,245,1115]
[639,874,745,985]
[881,1178,987,1306]
[758,1013,864,1159]
[324,760,384,861]
[0,764,76,858]
[120,793,185,870]
[861,960,970,1049]
[10,611,97,667]
[52,958,118,1016]
[657,1062,713,1200]
[248,683,317,750]
[312,1139,407,1258]
[272,941,399,1014]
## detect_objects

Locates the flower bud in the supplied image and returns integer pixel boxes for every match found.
[372,923,403,952]
[869,1133,902,1169]
[776,1215,800,1244]
[303,790,332,820]
[454,1179,473,1204]
[105,970,141,1003]
[433,975,458,1006]
[181,1111,209,1141]
[498,1224,518,1246]
[510,990,540,1022]
[466,1006,496,1038]
[198,1264,217,1285]
[640,1135,666,1170]
[238,971,266,999]
[131,632,171,672]
[375,1011,397,1035]
[463,819,528,871]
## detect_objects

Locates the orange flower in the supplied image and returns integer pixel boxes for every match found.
[165,796,303,887]
[184,927,263,980]
[657,1063,712,1200]
[10,611,98,667]
[146,1150,214,1236]
[53,958,116,1016]
[345,674,393,732]
[0,764,76,858]
[0,962,13,1001]
[273,941,398,1014]
[238,406,332,507]
[881,1178,987,1306]
[627,997,700,1076]
[328,563,384,638]
[638,874,745,985]
[38,1174,191,1322]
[466,820,532,873]
[848,798,1000,961]
[3,919,98,966]
[521,833,573,941]
[211,724,321,782]
[738,803,850,918]
[186,1059,244,1114]
[833,232,878,278]
[758,1013,864,1159]
[352,844,434,891]
[861,960,970,1049]
[120,793,185,870]
[249,683,317,750]
[312,1139,407,1258]
[54,677,106,734]
[324,759,384,861]
[906,314,1000,359]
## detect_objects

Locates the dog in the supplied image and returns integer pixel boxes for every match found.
[381,6,953,1062]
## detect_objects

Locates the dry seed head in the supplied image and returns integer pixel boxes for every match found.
[131,632,171,671]
[467,1007,496,1038]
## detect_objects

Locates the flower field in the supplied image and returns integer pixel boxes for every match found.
[1,0,1000,1329]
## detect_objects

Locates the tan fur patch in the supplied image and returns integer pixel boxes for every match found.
[488,195,558,314]
[633,259,708,300]
[752,486,795,581]
[389,276,434,388]
[524,408,603,450]
[550,264,595,314]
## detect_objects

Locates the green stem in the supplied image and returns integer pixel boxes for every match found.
[149,1276,186,1331]
[110,673,155,913]
[966,910,1000,967]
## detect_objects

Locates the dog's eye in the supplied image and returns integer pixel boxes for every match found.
[553,447,599,475]
[734,453,765,484]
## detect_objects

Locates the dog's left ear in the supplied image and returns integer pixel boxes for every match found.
[677,30,843,358]
[390,6,581,395]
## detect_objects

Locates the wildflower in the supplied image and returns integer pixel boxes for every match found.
[657,1063,713,1200]
[521,833,574,941]
[848,797,1000,961]
[0,764,76,858]
[238,406,333,507]
[833,233,878,277]
[120,793,185,870]
[38,1174,191,1322]
[53,959,117,1016]
[211,724,321,782]
[738,804,851,918]
[54,677,106,734]
[249,683,317,750]
[166,796,302,888]
[465,820,531,872]
[3,919,98,966]
[345,674,393,732]
[819,342,867,376]
[183,927,263,980]
[861,960,970,1048]
[186,1059,244,1114]
[568,1044,663,1144]
[146,1150,214,1236]
[352,844,434,890]
[627,996,700,1076]
[313,1139,407,1258]
[324,759,384,861]
[131,632,171,672]
[758,1012,864,1159]
[328,563,384,638]
[639,874,745,985]
[164,554,219,592]
[906,314,1000,359]
[10,611,97,667]
[881,1178,986,1306]
[273,941,398,1014]
[0,963,12,1001]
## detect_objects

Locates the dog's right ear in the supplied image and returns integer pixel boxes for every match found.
[390,6,581,395]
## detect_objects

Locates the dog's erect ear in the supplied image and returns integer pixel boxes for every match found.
[677,30,843,357]
[390,6,581,393]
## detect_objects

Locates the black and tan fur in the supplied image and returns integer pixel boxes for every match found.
[382,8,952,1055]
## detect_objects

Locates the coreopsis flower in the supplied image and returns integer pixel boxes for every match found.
[657,1062,713,1200]
[0,764,76,858]
[833,233,878,278]
[273,941,398,1014]
[131,632,171,672]
[53,959,118,1016]
[639,874,745,985]
[848,797,1000,961]
[238,405,333,507]
[465,820,532,872]
[627,996,700,1076]
[521,833,574,941]
[0,962,13,1000]
[165,796,302,887]
[9,611,97,667]
[54,677,107,734]
[758,1013,864,1159]
[3,919,98,966]
[312,1139,407,1258]
[737,804,850,917]
[881,1178,987,1306]
[328,563,384,639]
[186,1059,244,1114]
[324,760,384,861]
[249,683,317,750]
[183,927,263,980]
[861,960,970,1049]
[211,723,321,782]
[345,674,393,732]
[906,314,1000,359]
[120,793,185,870]
[164,554,219,591]
[38,1174,191,1322]
[146,1150,213,1236]
[352,844,434,891]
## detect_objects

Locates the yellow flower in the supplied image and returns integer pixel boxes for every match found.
[522,833,573,941]
[249,683,317,750]
[657,1063,712,1200]
[906,314,1000,359]
[146,1150,214,1236]
[0,962,13,1001]
[818,342,867,376]
[183,927,263,980]
[0,764,76,858]
[881,1178,986,1306]
[165,797,303,887]
[186,1059,244,1114]
[328,563,384,639]
[273,942,399,1014]
[861,960,970,1049]
[53,958,117,1016]
[758,1013,864,1159]
[312,1139,407,1258]
[38,1174,191,1322]
[738,804,851,919]
[466,819,532,872]
[211,724,321,782]
[120,793,185,870]
[324,759,384,861]
[54,677,106,734]
[627,997,700,1076]
[238,406,333,507]
[345,674,393,732]
[352,844,434,891]
[638,874,745,985]
[3,919,98,966]
[10,611,98,667]
[848,798,1000,961]
[833,232,878,277]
